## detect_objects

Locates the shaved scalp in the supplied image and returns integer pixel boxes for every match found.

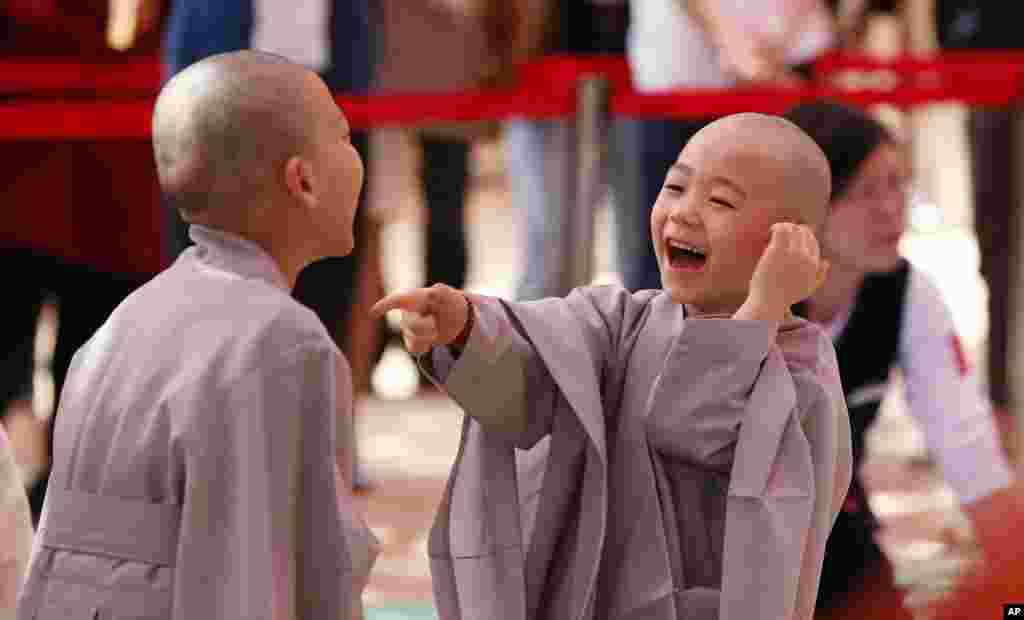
[152,50,323,222]
[698,112,832,237]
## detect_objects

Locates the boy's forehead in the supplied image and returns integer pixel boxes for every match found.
[672,114,830,227]
[682,119,776,156]
[675,131,779,181]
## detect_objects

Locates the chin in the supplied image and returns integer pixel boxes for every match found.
[327,234,355,258]
[866,254,903,274]
[662,282,699,306]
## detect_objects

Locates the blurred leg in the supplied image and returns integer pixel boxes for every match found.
[420,133,470,289]
[0,250,42,417]
[506,118,574,300]
[967,108,1015,410]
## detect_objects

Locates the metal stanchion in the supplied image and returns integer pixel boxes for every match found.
[559,75,611,293]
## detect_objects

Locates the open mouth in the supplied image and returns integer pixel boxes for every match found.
[666,239,708,271]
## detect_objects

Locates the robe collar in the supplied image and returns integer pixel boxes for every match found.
[187,225,291,292]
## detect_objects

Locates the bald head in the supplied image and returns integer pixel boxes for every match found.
[692,113,832,235]
[152,50,326,222]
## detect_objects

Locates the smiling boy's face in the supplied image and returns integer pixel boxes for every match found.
[650,114,830,315]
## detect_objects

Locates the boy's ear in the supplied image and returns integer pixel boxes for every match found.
[284,155,317,209]
[815,259,831,292]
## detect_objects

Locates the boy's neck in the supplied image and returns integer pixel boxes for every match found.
[260,237,310,291]
[244,214,315,291]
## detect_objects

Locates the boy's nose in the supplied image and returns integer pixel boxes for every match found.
[668,198,700,226]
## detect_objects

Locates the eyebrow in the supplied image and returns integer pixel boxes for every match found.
[669,163,748,200]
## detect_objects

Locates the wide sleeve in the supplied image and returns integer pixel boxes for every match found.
[792,345,853,620]
[0,425,33,620]
[719,327,852,620]
[646,317,778,458]
[174,343,352,620]
[899,269,1013,504]
[418,294,560,449]
[422,286,657,448]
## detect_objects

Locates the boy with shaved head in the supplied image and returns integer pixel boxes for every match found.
[17,50,376,620]
[374,112,852,620]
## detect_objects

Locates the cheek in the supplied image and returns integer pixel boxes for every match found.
[716,223,767,269]
[346,141,364,174]
[650,204,668,244]
[824,209,866,251]
[650,200,667,226]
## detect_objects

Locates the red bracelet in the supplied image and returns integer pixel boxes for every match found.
[454,296,474,348]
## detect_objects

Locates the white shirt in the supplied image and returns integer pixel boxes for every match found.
[627,0,835,92]
[251,0,331,73]
[825,267,1013,504]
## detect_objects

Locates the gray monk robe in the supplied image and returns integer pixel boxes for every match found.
[423,286,853,620]
[17,225,377,620]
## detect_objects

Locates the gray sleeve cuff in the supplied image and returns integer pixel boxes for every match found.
[416,300,534,441]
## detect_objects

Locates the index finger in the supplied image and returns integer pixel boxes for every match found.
[370,289,432,319]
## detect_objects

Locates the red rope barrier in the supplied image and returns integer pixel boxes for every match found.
[1,52,1023,140]
[813,49,1024,80]
[611,79,1024,118]
[0,58,162,95]
[336,88,575,128]
[0,89,576,140]
[0,100,154,140]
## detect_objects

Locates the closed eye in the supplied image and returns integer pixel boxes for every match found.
[710,197,735,209]
[664,183,685,194]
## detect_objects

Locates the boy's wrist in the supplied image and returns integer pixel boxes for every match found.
[733,294,788,324]
[450,295,474,351]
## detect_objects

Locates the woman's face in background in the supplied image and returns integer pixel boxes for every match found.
[822,142,912,274]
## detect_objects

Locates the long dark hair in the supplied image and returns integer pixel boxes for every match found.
[784,100,894,201]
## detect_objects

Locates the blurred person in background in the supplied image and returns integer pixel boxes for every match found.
[161,0,379,486]
[785,100,1016,620]
[505,0,630,301]
[934,1,1021,424]
[376,0,515,390]
[0,0,165,522]
[929,8,1024,614]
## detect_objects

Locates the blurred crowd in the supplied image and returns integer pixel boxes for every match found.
[2,1,1024,618]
